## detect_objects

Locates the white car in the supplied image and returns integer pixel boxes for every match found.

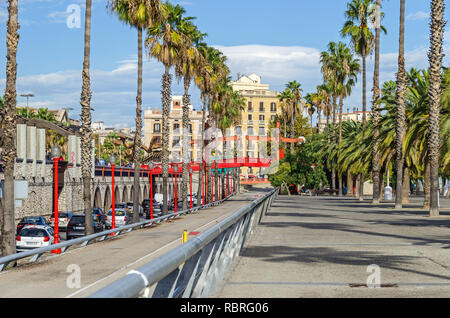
[105,208,130,229]
[16,225,55,251]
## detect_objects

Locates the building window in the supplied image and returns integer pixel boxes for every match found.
[189,124,192,134]
[259,114,265,121]
[153,123,161,133]
[259,102,264,112]
[248,114,252,121]
[248,126,254,136]
[172,136,180,147]
[236,126,242,135]
[248,101,253,111]
[259,127,265,135]
[271,115,276,121]
[173,123,180,131]
[270,102,277,112]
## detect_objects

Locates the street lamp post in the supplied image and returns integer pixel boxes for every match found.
[20,93,34,119]
[110,154,116,235]
[51,144,61,254]
[173,165,178,213]
[225,169,228,197]
[189,167,193,209]
[149,162,154,219]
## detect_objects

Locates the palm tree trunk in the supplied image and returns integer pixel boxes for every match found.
[428,0,445,217]
[197,96,207,207]
[338,94,344,197]
[331,95,337,193]
[372,0,382,204]
[81,0,94,235]
[347,172,353,196]
[402,165,410,204]
[161,65,172,214]
[290,107,295,154]
[181,76,191,211]
[395,0,407,209]
[0,0,19,257]
[423,157,431,209]
[132,26,143,223]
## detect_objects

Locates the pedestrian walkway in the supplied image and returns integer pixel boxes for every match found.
[216,195,450,298]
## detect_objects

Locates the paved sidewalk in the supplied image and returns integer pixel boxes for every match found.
[216,195,450,298]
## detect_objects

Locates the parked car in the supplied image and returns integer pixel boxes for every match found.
[143,200,162,219]
[92,208,106,224]
[16,216,49,234]
[105,209,131,229]
[126,202,144,217]
[49,212,73,231]
[66,214,105,240]
[114,203,128,212]
[16,225,55,251]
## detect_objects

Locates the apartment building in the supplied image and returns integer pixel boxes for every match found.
[230,74,282,177]
[143,96,206,162]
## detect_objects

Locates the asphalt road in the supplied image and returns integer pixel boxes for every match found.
[0,187,271,298]
[216,195,450,298]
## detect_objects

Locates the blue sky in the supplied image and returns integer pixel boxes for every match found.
[0,0,449,130]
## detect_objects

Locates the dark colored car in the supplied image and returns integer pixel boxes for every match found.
[16,216,49,234]
[92,208,106,224]
[143,199,162,219]
[49,212,73,232]
[66,214,105,240]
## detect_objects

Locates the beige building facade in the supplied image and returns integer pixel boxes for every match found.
[144,96,206,162]
[230,74,282,177]
[318,110,374,132]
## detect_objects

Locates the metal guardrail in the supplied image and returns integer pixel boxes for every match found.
[0,193,235,271]
[89,187,279,298]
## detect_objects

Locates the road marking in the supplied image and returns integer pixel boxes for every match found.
[65,212,232,298]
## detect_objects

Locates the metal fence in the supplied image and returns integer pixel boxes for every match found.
[0,193,235,271]
[89,187,279,298]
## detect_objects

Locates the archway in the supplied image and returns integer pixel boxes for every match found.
[130,186,135,203]
[115,186,121,204]
[122,186,128,203]
[94,187,102,209]
[104,186,112,212]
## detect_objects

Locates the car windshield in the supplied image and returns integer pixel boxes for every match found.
[70,216,85,223]
[19,228,48,237]
[107,210,126,216]
[115,204,126,208]
[51,212,70,218]
[22,217,42,223]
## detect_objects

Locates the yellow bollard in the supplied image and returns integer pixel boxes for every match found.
[182,229,187,244]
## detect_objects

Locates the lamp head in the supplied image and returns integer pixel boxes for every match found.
[109,154,116,165]
[51,143,61,159]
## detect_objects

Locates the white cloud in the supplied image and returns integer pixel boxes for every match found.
[406,11,429,21]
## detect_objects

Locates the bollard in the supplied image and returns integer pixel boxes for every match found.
[182,229,187,244]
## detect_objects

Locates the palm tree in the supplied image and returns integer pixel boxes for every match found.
[304,93,316,134]
[371,0,382,204]
[317,82,333,141]
[342,0,385,200]
[146,1,190,214]
[0,0,19,257]
[79,0,95,234]
[394,0,407,209]
[175,21,206,211]
[278,88,293,142]
[286,81,303,154]
[320,41,359,194]
[108,0,162,222]
[427,0,446,216]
